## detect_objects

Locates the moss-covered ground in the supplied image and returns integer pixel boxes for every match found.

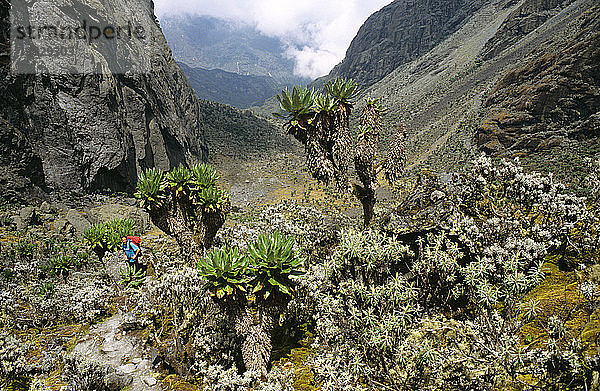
[520,255,600,355]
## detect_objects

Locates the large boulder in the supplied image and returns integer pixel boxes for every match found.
[87,204,151,233]
[65,209,92,238]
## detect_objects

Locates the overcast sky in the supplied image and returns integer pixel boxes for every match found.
[153,0,392,79]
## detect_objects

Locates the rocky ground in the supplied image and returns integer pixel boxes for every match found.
[0,195,178,390]
[71,312,160,391]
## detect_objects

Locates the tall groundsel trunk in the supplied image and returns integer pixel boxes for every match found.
[149,199,202,263]
[149,193,230,263]
[353,100,382,227]
[228,298,285,379]
[332,103,352,191]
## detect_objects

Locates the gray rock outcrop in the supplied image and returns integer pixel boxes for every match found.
[0,0,207,196]
[71,313,161,391]
[324,0,484,88]
[88,204,150,232]
[65,209,92,237]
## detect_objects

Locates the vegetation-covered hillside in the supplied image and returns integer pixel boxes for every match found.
[332,0,599,187]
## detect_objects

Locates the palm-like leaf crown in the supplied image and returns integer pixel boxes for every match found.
[197,186,229,213]
[136,164,228,214]
[105,218,136,249]
[247,231,305,300]
[364,97,386,111]
[135,168,167,209]
[191,163,218,190]
[46,254,77,277]
[276,85,315,121]
[314,93,336,113]
[324,78,357,106]
[167,166,192,197]
[83,223,106,249]
[198,247,249,299]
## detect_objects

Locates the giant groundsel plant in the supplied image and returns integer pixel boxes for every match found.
[276,79,406,226]
[197,247,248,300]
[247,231,305,299]
[135,163,230,263]
[198,231,305,379]
[83,218,136,260]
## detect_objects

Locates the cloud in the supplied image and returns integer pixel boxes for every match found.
[153,0,392,79]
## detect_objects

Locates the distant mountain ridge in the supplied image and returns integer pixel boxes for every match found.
[161,14,309,108]
[179,63,281,108]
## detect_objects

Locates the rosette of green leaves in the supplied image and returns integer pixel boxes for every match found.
[191,163,218,191]
[247,231,305,300]
[364,97,387,113]
[167,166,193,198]
[197,186,229,213]
[314,93,336,113]
[105,218,136,250]
[83,223,106,251]
[276,85,315,119]
[83,219,135,259]
[275,86,316,136]
[324,78,357,106]
[44,255,77,277]
[135,168,167,209]
[198,247,249,299]
[119,264,145,289]
[38,281,55,297]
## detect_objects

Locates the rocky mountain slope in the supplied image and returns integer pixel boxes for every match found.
[477,2,599,154]
[179,62,280,108]
[0,0,207,199]
[344,0,599,183]
[323,0,485,89]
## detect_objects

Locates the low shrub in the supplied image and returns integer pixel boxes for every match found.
[83,218,136,260]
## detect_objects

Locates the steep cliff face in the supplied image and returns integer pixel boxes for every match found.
[326,0,484,88]
[0,0,207,196]
[0,116,46,201]
[477,3,599,154]
[480,0,575,60]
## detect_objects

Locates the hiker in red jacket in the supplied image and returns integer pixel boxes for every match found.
[122,236,141,268]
